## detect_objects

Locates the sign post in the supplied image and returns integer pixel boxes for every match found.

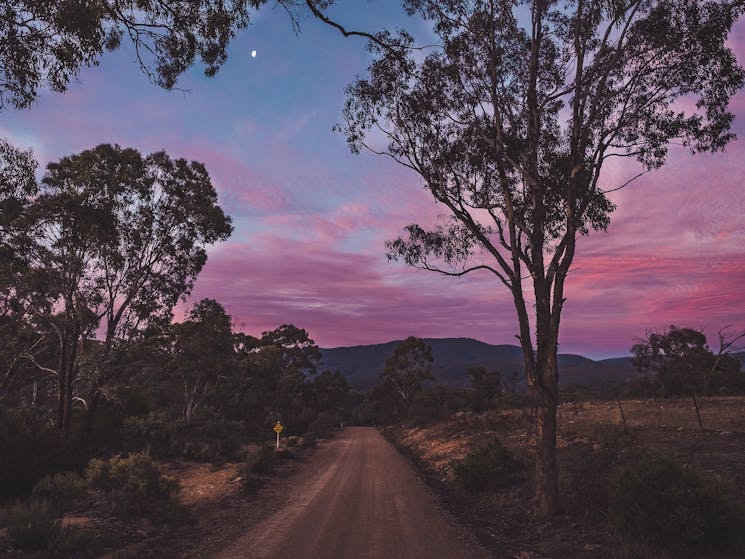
[273,421,284,449]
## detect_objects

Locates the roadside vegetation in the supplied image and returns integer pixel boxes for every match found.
[0,147,353,556]
[371,333,745,559]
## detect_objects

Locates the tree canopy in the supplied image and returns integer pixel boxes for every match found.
[381,336,434,419]
[631,325,744,397]
[0,144,233,438]
[0,0,276,109]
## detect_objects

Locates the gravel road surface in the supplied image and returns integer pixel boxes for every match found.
[216,426,488,559]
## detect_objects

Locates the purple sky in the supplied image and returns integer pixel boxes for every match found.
[2,4,744,358]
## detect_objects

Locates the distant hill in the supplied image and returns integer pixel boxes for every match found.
[319,337,638,391]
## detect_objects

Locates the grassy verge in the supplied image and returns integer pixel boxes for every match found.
[383,397,745,559]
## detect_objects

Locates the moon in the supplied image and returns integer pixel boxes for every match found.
[251,50,257,58]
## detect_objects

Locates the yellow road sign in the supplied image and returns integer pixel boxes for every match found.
[273,422,284,434]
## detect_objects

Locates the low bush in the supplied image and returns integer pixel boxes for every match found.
[453,437,521,492]
[124,412,246,464]
[305,412,336,439]
[238,446,277,492]
[243,446,277,475]
[3,500,61,551]
[31,471,89,514]
[122,412,174,456]
[301,432,317,449]
[53,525,100,555]
[239,471,262,492]
[608,455,745,553]
[0,405,88,499]
[173,418,245,463]
[85,453,181,522]
[276,448,296,460]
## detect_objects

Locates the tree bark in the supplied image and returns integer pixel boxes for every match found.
[82,389,101,445]
[62,363,74,438]
[514,278,561,518]
[531,350,560,517]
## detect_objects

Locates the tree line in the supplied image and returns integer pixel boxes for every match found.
[0,143,356,498]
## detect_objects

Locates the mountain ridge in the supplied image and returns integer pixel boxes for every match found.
[318,337,641,390]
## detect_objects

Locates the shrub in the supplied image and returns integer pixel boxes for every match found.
[609,455,745,553]
[453,438,521,492]
[173,418,245,463]
[85,453,181,522]
[3,501,61,551]
[239,471,262,492]
[31,471,89,514]
[301,432,317,449]
[306,412,336,439]
[243,446,277,475]
[122,412,174,456]
[237,446,277,492]
[276,448,296,460]
[0,406,88,499]
[54,525,100,555]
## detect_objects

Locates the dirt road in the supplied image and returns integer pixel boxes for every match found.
[216,427,488,559]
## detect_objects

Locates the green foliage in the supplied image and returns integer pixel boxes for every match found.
[174,417,245,463]
[0,406,87,499]
[242,446,277,475]
[381,336,434,419]
[609,456,745,553]
[468,367,502,412]
[124,410,245,463]
[0,1,255,110]
[31,471,88,514]
[301,432,318,449]
[122,411,175,456]
[3,500,97,554]
[85,453,181,522]
[238,446,277,492]
[276,448,296,460]
[631,326,715,396]
[3,501,61,551]
[453,438,521,492]
[169,299,236,422]
[631,326,745,398]
[305,411,337,439]
[239,472,262,493]
[410,386,470,424]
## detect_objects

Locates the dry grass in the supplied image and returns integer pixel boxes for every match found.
[387,396,745,559]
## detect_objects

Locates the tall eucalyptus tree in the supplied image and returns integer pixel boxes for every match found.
[340,0,744,515]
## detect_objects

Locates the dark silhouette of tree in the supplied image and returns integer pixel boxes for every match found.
[632,326,713,397]
[468,366,502,410]
[0,0,276,110]
[4,144,232,439]
[232,324,321,430]
[340,0,744,516]
[631,325,744,428]
[169,299,235,422]
[309,370,352,425]
[0,140,44,398]
[381,336,434,420]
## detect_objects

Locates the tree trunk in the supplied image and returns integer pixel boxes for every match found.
[56,375,66,430]
[62,364,74,438]
[82,390,101,446]
[531,353,560,517]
